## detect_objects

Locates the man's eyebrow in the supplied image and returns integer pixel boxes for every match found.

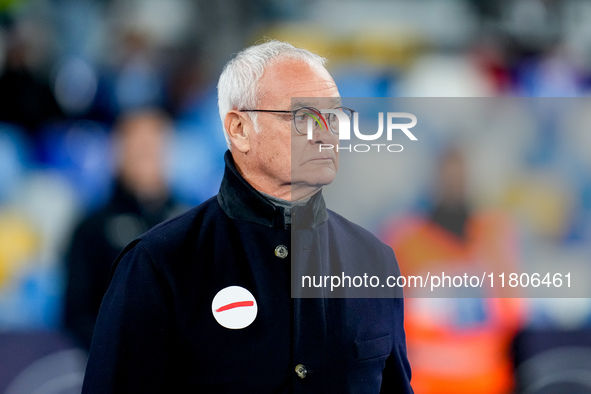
[292,98,343,108]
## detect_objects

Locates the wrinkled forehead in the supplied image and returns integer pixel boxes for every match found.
[257,59,340,107]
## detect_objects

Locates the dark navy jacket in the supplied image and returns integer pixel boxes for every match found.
[83,152,413,393]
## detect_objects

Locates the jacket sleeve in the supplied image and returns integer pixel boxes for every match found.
[380,296,413,393]
[82,241,173,394]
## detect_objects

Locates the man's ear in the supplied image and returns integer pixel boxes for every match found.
[225,111,251,153]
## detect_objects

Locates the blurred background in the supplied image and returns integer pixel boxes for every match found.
[1,0,591,392]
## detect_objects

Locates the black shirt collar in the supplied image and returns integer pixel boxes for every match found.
[217,150,328,229]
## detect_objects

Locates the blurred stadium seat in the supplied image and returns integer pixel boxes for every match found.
[35,121,113,210]
[0,331,86,394]
[0,123,31,203]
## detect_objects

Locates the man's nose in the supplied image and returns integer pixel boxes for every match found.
[310,116,337,144]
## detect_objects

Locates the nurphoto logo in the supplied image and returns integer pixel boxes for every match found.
[303,108,418,153]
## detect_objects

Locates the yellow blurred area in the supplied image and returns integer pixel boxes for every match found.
[252,23,427,69]
[0,210,39,287]
[0,0,23,12]
[503,176,573,239]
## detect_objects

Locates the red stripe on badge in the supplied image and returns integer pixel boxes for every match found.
[215,301,255,313]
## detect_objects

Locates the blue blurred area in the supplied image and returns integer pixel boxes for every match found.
[0,123,31,203]
[35,121,113,210]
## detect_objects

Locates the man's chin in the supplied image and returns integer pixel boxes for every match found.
[292,169,337,189]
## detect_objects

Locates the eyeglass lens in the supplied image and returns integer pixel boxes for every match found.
[293,107,352,135]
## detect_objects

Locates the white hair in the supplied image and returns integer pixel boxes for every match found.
[217,40,327,148]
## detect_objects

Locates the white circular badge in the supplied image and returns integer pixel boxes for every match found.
[211,286,258,329]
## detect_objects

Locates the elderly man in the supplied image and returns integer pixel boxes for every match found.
[83,40,412,393]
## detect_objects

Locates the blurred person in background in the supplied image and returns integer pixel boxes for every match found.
[63,108,184,350]
[82,40,412,393]
[0,20,64,134]
[382,147,523,394]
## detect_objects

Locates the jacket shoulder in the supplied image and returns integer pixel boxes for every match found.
[140,196,219,247]
[109,196,221,277]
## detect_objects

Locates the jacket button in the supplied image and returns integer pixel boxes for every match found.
[295,364,307,379]
[274,245,288,259]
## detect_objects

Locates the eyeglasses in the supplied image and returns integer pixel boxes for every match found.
[239,106,354,135]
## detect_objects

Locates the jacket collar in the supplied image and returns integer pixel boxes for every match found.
[217,150,328,229]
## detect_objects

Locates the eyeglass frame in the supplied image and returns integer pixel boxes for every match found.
[239,106,354,135]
